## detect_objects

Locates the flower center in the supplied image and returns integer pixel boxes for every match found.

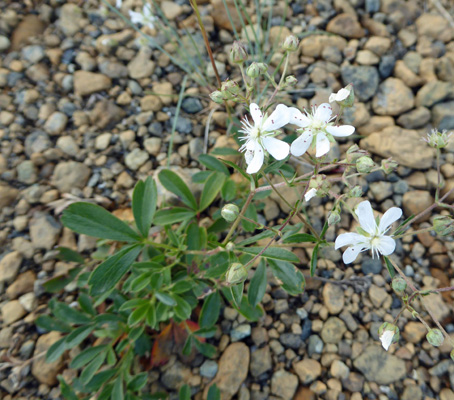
[311,119,325,130]
[250,126,261,139]
[370,236,381,247]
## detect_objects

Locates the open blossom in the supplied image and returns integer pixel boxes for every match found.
[329,88,350,103]
[239,103,290,174]
[334,200,402,264]
[129,4,156,29]
[288,103,355,158]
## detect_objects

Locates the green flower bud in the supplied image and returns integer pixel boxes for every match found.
[246,62,260,78]
[230,41,248,64]
[433,216,454,236]
[221,204,239,222]
[328,209,341,226]
[378,322,400,351]
[356,156,375,173]
[225,242,235,252]
[391,276,407,296]
[329,84,355,108]
[307,175,330,198]
[282,35,299,52]
[210,90,224,104]
[285,75,298,86]
[226,263,247,284]
[426,329,444,347]
[349,185,363,198]
[381,158,398,174]
[221,80,240,97]
[424,129,452,149]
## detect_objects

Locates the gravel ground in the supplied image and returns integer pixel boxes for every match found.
[1,0,454,399]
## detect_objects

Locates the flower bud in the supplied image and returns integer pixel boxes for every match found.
[225,242,235,252]
[230,41,248,64]
[378,322,399,351]
[285,75,298,86]
[391,276,407,296]
[433,216,454,236]
[329,84,355,108]
[426,329,444,347]
[424,129,452,149]
[226,263,247,284]
[221,204,239,222]
[356,156,375,173]
[210,90,224,104]
[221,80,240,98]
[348,185,363,198]
[246,62,261,78]
[328,209,341,226]
[282,35,299,52]
[381,158,398,174]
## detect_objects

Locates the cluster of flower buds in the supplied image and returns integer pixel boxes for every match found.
[378,322,400,351]
[356,156,375,174]
[246,62,268,78]
[221,204,239,222]
[329,84,355,108]
[226,263,248,284]
[328,208,341,226]
[381,158,398,174]
[210,80,241,104]
[345,144,369,163]
[433,216,454,236]
[282,35,299,52]
[391,276,407,296]
[426,328,444,347]
[424,129,452,149]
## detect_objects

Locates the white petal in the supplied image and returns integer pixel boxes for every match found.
[116,0,122,7]
[290,130,313,156]
[355,200,377,235]
[262,137,289,160]
[326,125,355,137]
[342,244,367,264]
[314,103,333,123]
[329,93,337,103]
[246,142,264,174]
[129,10,144,24]
[336,88,350,101]
[335,232,365,249]
[377,236,396,256]
[315,132,330,157]
[288,107,311,128]
[262,104,290,132]
[379,207,403,234]
[380,330,394,351]
[304,188,317,202]
[249,103,263,127]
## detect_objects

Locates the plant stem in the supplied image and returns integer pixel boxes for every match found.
[222,192,254,244]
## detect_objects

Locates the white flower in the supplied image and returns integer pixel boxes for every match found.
[334,200,402,264]
[288,103,355,158]
[116,0,122,8]
[129,4,156,29]
[239,103,290,174]
[380,329,395,351]
[304,188,317,202]
[329,88,350,103]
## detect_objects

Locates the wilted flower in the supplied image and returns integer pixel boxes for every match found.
[378,322,399,351]
[426,329,444,347]
[239,103,290,174]
[356,156,375,173]
[329,84,354,107]
[423,129,452,149]
[221,204,239,222]
[129,4,156,29]
[335,200,402,264]
[391,276,407,296]
[282,35,299,52]
[288,103,355,158]
[226,263,248,284]
[230,41,248,64]
[433,216,454,236]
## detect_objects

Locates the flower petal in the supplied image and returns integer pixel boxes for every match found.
[129,10,144,24]
[378,207,403,234]
[249,103,263,127]
[314,103,333,123]
[342,244,367,264]
[246,141,264,174]
[336,88,350,101]
[288,107,311,128]
[326,125,355,137]
[304,188,317,202]
[380,330,394,351]
[262,104,290,132]
[329,93,336,103]
[290,130,313,156]
[355,200,377,235]
[262,137,289,160]
[377,236,396,256]
[335,232,365,249]
[315,132,330,157]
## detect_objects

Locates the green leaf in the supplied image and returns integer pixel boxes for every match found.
[89,244,142,296]
[57,247,85,264]
[248,261,267,307]
[130,273,152,293]
[46,336,67,363]
[154,208,196,225]
[199,154,230,176]
[112,377,124,400]
[80,353,106,385]
[182,335,193,356]
[62,202,141,242]
[65,324,94,348]
[83,369,117,392]
[179,385,191,400]
[239,247,300,263]
[158,169,198,210]
[268,259,305,296]
[283,233,317,243]
[383,256,395,278]
[211,147,240,156]
[119,298,148,311]
[393,215,414,236]
[222,288,264,321]
[35,315,72,333]
[242,203,257,232]
[194,338,216,358]
[156,292,177,306]
[128,304,149,326]
[199,291,221,328]
[193,326,217,338]
[70,345,107,369]
[230,282,244,308]
[199,172,226,212]
[310,244,319,277]
[319,221,329,240]
[132,177,158,237]
[221,179,236,202]
[58,376,79,400]
[50,299,92,325]
[127,373,148,392]
[192,170,213,183]
[220,159,249,180]
[78,293,96,316]
[173,294,192,320]
[207,385,221,400]
[43,267,82,293]
[236,230,275,247]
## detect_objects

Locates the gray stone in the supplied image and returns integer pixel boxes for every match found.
[32,332,65,385]
[0,251,22,284]
[17,160,37,184]
[250,346,272,377]
[432,101,454,131]
[44,111,68,135]
[161,361,193,390]
[321,317,347,344]
[99,61,128,79]
[231,324,251,342]
[51,161,90,193]
[58,4,83,36]
[294,358,322,384]
[372,78,414,116]
[25,130,52,156]
[182,97,203,114]
[171,116,193,135]
[416,81,453,108]
[397,107,431,129]
[22,45,45,64]
[125,148,149,171]
[353,345,407,384]
[341,65,379,101]
[127,47,155,79]
[279,333,302,349]
[29,212,61,250]
[56,136,79,156]
[200,360,218,378]
[322,283,344,314]
[307,335,324,356]
[270,370,298,400]
[189,138,204,160]
[0,36,10,52]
